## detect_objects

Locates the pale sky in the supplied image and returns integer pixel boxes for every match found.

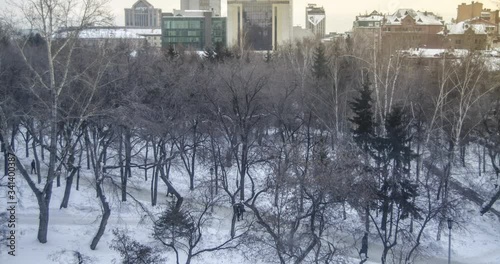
[0,0,498,32]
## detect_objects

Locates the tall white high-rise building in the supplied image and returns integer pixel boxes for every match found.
[180,0,221,16]
[227,0,293,50]
[305,4,325,38]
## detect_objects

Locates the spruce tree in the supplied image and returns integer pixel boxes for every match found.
[349,83,376,155]
[312,43,328,79]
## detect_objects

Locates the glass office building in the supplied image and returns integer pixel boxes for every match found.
[227,0,292,51]
[242,2,273,50]
[162,13,226,50]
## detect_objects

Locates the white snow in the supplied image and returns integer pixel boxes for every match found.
[1,138,500,264]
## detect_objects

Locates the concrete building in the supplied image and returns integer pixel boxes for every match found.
[293,26,315,42]
[56,27,161,48]
[352,10,384,51]
[227,0,292,50]
[180,0,221,17]
[441,22,488,50]
[125,0,162,28]
[382,9,444,52]
[162,10,226,50]
[305,4,326,38]
[457,1,499,25]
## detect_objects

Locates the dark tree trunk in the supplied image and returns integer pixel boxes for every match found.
[125,128,132,179]
[36,192,50,243]
[25,132,30,158]
[60,168,78,209]
[40,129,45,161]
[239,136,248,201]
[481,189,500,215]
[86,138,90,169]
[159,171,183,211]
[76,140,83,191]
[90,181,111,250]
[10,122,18,150]
[118,128,125,202]
[144,140,149,181]
[31,132,41,184]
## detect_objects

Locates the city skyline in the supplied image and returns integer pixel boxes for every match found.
[104,0,498,33]
[0,0,498,32]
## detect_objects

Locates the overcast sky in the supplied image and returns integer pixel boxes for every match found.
[0,0,498,32]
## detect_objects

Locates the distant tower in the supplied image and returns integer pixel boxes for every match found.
[227,0,293,50]
[180,0,221,16]
[125,0,162,28]
[306,4,326,38]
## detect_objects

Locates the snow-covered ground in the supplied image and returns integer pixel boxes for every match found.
[1,144,500,264]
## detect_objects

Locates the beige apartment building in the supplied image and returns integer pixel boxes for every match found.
[457,1,499,25]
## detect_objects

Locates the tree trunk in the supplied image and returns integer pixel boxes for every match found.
[239,135,248,201]
[481,189,500,215]
[86,138,90,169]
[144,140,149,181]
[40,129,45,161]
[76,140,83,191]
[59,168,78,209]
[159,172,183,211]
[31,133,41,184]
[25,132,30,158]
[10,122,18,150]
[36,193,50,243]
[90,181,111,250]
[118,128,125,201]
[125,128,132,179]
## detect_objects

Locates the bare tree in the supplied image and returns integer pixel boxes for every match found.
[3,0,111,243]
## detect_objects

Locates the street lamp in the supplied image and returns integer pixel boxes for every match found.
[447,218,453,264]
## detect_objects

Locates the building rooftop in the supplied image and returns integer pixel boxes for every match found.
[439,22,487,35]
[57,27,161,39]
[356,10,384,22]
[385,9,443,26]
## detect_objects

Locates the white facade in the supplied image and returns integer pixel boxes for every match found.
[305,4,326,38]
[181,0,221,16]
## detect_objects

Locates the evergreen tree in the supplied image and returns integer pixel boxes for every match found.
[385,106,413,180]
[214,41,227,62]
[377,106,420,231]
[166,44,177,60]
[349,83,376,155]
[312,43,329,79]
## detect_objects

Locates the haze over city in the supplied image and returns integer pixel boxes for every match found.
[0,0,498,32]
[2,0,500,264]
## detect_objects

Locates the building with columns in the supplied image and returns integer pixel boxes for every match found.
[125,0,162,28]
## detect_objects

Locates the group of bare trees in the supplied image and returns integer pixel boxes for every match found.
[1,1,500,263]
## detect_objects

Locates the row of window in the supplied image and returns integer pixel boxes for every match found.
[165,30,202,37]
[164,37,202,43]
[383,27,424,32]
[163,20,202,29]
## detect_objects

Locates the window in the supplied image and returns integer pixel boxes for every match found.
[189,21,201,29]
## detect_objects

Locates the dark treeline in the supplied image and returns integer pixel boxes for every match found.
[1,13,500,264]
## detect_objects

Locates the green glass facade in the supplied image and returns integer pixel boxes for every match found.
[162,16,226,50]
